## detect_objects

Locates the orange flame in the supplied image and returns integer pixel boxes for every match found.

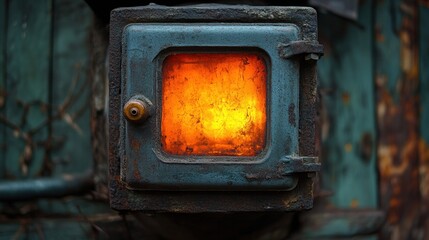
[161,53,267,156]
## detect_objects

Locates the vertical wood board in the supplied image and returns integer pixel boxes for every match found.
[375,0,422,238]
[5,0,52,178]
[51,0,92,175]
[0,0,6,175]
[318,0,378,208]
[419,1,429,235]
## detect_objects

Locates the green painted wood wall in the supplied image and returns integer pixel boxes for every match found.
[1,0,92,178]
[299,0,428,239]
[0,1,119,239]
[1,0,429,239]
[318,0,377,209]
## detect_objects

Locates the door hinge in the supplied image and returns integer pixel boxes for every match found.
[278,41,324,60]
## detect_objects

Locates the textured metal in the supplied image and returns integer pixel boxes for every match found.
[122,23,300,191]
[109,5,321,212]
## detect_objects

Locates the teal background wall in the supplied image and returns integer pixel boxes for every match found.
[1,0,429,239]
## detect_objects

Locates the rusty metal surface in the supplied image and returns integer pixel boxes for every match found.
[108,5,320,212]
[109,175,315,212]
[420,1,429,236]
[375,0,426,238]
[121,23,303,190]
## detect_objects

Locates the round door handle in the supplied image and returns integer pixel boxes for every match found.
[123,96,152,123]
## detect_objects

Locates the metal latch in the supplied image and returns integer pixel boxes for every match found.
[278,41,324,60]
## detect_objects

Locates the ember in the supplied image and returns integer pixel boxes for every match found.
[161,53,267,156]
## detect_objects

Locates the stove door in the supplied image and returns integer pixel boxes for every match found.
[121,23,300,190]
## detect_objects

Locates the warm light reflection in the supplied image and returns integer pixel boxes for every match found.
[161,53,267,156]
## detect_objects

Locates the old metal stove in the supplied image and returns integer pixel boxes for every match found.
[109,5,322,212]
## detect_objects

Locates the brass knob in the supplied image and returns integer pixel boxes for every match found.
[123,98,150,123]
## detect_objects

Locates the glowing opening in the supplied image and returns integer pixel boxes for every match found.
[161,52,267,156]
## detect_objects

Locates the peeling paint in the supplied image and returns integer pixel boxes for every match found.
[376,0,423,238]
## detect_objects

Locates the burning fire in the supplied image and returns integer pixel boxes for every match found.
[161,53,267,156]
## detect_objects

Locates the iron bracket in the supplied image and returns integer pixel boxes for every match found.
[280,155,321,174]
[278,41,324,60]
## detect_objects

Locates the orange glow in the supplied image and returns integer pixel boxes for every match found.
[161,53,267,156]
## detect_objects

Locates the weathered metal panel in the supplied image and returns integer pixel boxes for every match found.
[375,0,424,239]
[4,0,52,177]
[51,0,93,175]
[419,0,429,235]
[318,0,378,208]
[122,23,301,190]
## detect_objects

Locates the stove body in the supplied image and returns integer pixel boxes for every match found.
[109,5,322,212]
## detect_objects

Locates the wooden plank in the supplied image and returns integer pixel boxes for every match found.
[35,0,96,216]
[375,0,424,238]
[0,0,6,175]
[317,0,378,208]
[5,0,52,178]
[50,0,93,175]
[419,1,429,236]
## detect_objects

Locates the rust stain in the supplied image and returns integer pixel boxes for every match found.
[377,0,423,238]
[419,139,429,200]
[133,158,142,181]
[130,138,140,151]
[341,92,350,105]
[344,143,353,152]
[379,145,406,176]
[350,199,359,208]
[283,194,300,208]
